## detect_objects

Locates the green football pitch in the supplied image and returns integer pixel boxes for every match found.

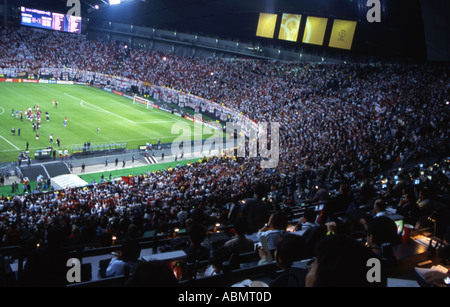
[0,83,222,163]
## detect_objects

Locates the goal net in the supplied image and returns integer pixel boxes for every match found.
[133,95,151,109]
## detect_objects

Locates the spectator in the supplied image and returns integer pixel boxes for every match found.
[21,226,70,286]
[105,239,142,277]
[184,222,210,263]
[224,216,255,254]
[305,234,382,287]
[258,233,307,287]
[359,198,389,234]
[295,208,319,231]
[4,222,21,246]
[359,178,377,205]
[177,206,188,226]
[322,183,353,221]
[366,216,400,258]
[373,199,389,218]
[239,183,270,234]
[396,190,421,226]
[257,211,288,251]
[417,187,432,215]
[310,184,330,203]
[190,201,209,226]
[391,174,409,197]
[360,199,387,230]
[66,225,83,246]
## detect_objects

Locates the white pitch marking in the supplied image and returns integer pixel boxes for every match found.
[0,135,20,150]
[64,93,137,124]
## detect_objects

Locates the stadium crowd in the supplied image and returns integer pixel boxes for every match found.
[0,27,450,286]
[2,27,449,175]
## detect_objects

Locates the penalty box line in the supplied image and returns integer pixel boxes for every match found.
[66,93,183,126]
[64,93,138,124]
[0,134,20,150]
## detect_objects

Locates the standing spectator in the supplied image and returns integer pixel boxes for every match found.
[4,223,21,246]
[239,183,270,234]
[21,226,70,287]
[359,178,377,205]
[311,184,330,203]
[184,222,210,263]
[321,183,352,222]
[190,201,209,226]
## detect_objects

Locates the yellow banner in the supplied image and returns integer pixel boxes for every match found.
[278,13,302,42]
[328,19,357,50]
[256,13,278,39]
[302,16,328,46]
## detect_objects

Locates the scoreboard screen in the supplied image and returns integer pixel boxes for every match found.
[20,7,82,34]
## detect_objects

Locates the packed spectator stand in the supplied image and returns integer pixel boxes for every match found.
[0,26,449,287]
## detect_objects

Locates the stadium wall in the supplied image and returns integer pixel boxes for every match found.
[87,20,328,63]
[419,0,450,62]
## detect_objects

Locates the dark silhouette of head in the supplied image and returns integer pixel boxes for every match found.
[366,216,400,248]
[274,233,306,271]
[308,234,380,287]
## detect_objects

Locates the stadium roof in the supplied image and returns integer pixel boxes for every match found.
[6,0,450,61]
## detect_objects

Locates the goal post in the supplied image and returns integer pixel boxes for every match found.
[133,95,150,109]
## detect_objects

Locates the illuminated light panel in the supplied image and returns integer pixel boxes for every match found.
[256,12,278,39]
[278,13,302,42]
[328,19,357,50]
[302,16,328,46]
